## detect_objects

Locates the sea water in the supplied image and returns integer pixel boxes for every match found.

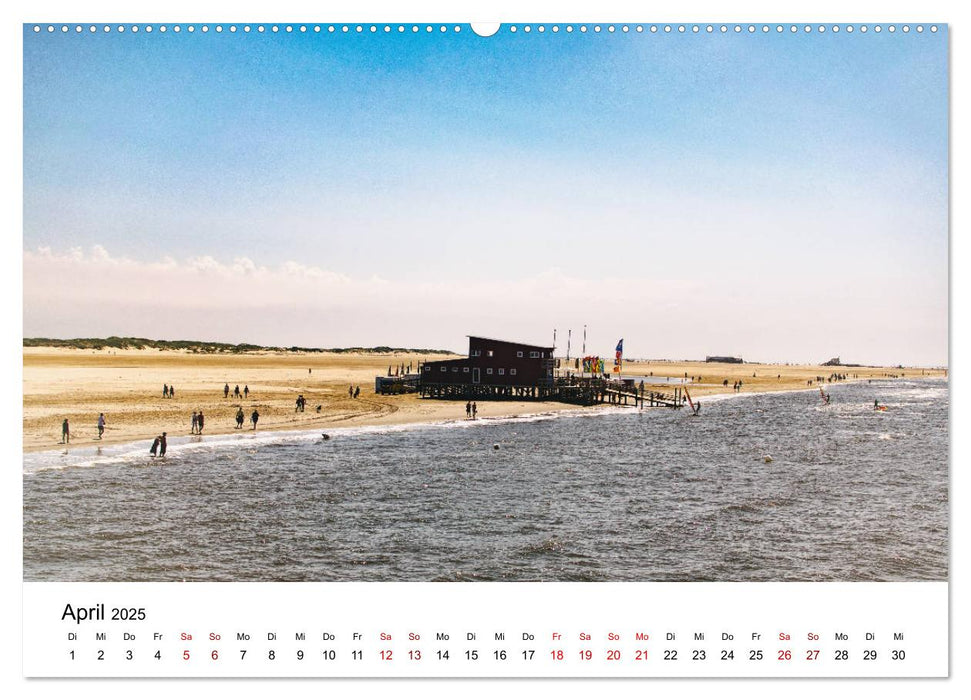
[23,378,948,582]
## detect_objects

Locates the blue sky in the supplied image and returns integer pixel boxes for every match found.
[22,24,948,364]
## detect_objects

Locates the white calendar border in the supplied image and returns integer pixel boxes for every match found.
[4,0,964,697]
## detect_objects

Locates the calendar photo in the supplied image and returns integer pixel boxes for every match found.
[20,15,950,680]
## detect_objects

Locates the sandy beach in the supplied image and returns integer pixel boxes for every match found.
[22,347,946,453]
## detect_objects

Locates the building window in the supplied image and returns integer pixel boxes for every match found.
[486,368,493,375]
[441,367,447,372]
[517,351,523,357]
[452,367,458,372]
[472,350,481,357]
[498,368,505,375]
[530,351,540,358]
[423,366,429,372]
[487,350,494,357]
[510,368,517,376]
[463,367,470,373]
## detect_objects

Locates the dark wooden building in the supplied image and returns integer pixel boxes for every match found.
[420,336,555,397]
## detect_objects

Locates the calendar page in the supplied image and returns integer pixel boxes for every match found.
[16,0,954,692]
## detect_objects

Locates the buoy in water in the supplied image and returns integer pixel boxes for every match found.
[321,433,330,440]
[493,443,500,450]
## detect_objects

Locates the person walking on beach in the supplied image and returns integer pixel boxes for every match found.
[244,385,249,398]
[235,407,245,429]
[191,411,199,434]
[349,385,354,398]
[234,385,241,398]
[150,435,160,457]
[163,384,169,398]
[354,386,360,398]
[224,383,230,398]
[169,386,175,399]
[251,409,260,430]
[472,402,478,419]
[61,418,70,444]
[159,432,167,457]
[466,401,471,418]
[197,411,205,433]
[97,413,106,439]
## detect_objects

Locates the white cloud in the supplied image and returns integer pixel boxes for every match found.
[22,245,947,366]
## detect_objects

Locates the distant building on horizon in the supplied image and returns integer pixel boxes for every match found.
[821,357,841,366]
[706,355,743,364]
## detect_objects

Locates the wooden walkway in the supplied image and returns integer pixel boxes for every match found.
[418,377,685,409]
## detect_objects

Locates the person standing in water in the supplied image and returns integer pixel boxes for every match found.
[97,413,106,439]
[61,418,70,444]
[159,432,167,456]
[150,435,160,457]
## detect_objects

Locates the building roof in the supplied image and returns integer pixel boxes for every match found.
[467,335,555,350]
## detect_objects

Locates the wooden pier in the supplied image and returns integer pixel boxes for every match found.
[417,376,685,409]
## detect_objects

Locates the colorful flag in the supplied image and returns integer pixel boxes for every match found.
[614,339,623,373]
